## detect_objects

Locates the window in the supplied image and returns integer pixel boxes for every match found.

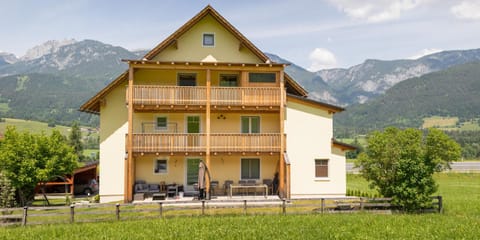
[241,116,260,133]
[154,159,168,174]
[203,33,215,46]
[178,73,196,86]
[249,73,276,83]
[315,159,329,178]
[187,116,200,133]
[156,116,167,130]
[219,74,238,87]
[241,158,260,179]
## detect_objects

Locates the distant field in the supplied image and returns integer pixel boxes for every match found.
[338,136,366,145]
[0,118,70,135]
[422,116,480,131]
[459,119,480,131]
[0,103,9,112]
[422,116,458,129]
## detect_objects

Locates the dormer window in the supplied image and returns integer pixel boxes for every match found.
[203,33,215,47]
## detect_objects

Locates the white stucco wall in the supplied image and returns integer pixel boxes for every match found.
[98,123,127,203]
[285,100,346,198]
[98,86,128,203]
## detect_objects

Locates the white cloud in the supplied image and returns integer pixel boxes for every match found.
[308,48,338,71]
[328,0,427,23]
[408,48,443,59]
[451,1,480,20]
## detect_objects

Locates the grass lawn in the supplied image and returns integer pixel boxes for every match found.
[0,118,70,135]
[1,173,479,239]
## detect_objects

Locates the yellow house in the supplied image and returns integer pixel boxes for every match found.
[80,5,353,203]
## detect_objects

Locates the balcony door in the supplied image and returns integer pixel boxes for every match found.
[186,116,200,149]
[185,158,201,191]
[241,116,260,134]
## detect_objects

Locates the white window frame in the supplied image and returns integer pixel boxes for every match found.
[314,159,329,179]
[202,33,215,47]
[154,158,168,175]
[155,116,168,131]
[240,116,260,134]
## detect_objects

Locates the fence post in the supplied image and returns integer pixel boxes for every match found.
[70,204,75,223]
[321,198,325,214]
[22,206,28,226]
[201,200,205,215]
[437,196,443,213]
[282,199,286,215]
[243,200,247,215]
[115,203,120,220]
[360,197,364,211]
[159,202,163,218]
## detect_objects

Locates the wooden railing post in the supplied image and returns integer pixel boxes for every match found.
[70,204,75,223]
[360,197,364,211]
[159,202,163,218]
[282,199,286,215]
[243,200,247,215]
[115,203,120,220]
[201,200,206,215]
[22,206,28,226]
[437,196,443,213]
[321,198,325,214]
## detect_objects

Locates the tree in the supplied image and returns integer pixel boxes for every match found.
[356,127,461,211]
[0,172,16,208]
[0,126,78,206]
[346,137,364,159]
[69,121,84,161]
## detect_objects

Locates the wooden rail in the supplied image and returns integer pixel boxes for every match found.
[210,133,282,152]
[210,87,281,106]
[129,133,282,153]
[0,196,443,227]
[129,85,207,106]
[127,86,281,107]
[131,134,206,153]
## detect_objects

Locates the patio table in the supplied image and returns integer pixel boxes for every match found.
[229,184,268,198]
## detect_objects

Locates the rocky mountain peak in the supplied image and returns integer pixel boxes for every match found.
[21,39,77,61]
[0,52,19,64]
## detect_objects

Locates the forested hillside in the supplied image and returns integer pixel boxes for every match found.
[0,73,99,126]
[334,61,480,134]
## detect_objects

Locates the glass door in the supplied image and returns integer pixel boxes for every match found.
[185,158,201,191]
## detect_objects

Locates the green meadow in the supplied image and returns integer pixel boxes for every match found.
[1,173,478,239]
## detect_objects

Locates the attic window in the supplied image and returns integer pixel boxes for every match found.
[203,33,215,47]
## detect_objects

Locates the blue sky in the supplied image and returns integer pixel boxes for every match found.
[1,0,480,70]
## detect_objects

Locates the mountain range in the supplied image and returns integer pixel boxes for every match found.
[334,61,480,133]
[1,39,479,129]
[317,49,480,104]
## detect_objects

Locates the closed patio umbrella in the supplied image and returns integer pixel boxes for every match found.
[198,160,206,199]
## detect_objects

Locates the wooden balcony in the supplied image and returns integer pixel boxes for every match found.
[128,85,282,111]
[129,133,282,154]
[131,133,206,153]
[210,133,282,153]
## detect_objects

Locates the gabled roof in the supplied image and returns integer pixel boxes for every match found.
[286,94,344,114]
[145,5,269,63]
[332,139,357,151]
[80,5,307,114]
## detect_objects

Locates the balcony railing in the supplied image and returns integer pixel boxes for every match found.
[128,85,281,108]
[210,133,282,152]
[131,133,206,153]
[210,87,281,106]
[130,85,207,106]
[129,133,282,153]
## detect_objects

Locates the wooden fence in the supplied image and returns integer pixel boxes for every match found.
[0,196,443,227]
